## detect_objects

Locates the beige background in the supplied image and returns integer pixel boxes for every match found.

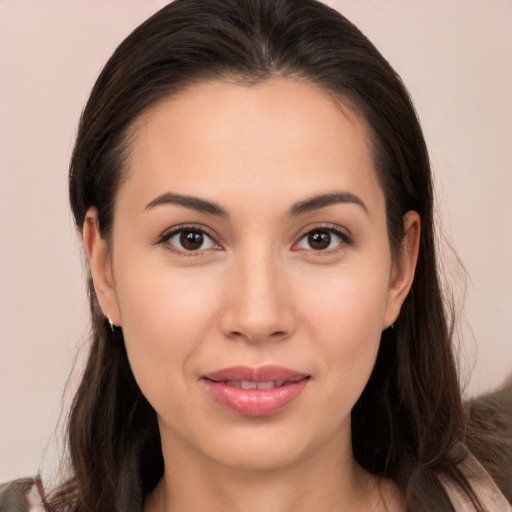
[1,0,511,481]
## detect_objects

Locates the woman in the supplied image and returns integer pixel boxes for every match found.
[1,0,510,510]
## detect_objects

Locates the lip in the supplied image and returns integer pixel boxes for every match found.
[201,365,310,417]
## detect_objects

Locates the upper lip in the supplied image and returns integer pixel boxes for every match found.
[203,365,309,383]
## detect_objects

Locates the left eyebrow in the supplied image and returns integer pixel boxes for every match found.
[289,192,369,217]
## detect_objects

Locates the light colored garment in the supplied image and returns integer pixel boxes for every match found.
[439,449,512,511]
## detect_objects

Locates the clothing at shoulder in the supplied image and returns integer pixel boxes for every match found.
[439,445,512,511]
[2,450,510,512]
[442,374,512,511]
[0,479,45,512]
[464,374,512,504]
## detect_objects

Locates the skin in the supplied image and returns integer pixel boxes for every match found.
[84,78,419,511]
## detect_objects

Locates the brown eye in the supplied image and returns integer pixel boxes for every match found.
[180,230,204,250]
[166,228,217,252]
[308,231,331,250]
[295,228,349,252]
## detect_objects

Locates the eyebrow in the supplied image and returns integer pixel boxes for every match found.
[289,191,369,217]
[144,190,368,218]
[145,192,228,217]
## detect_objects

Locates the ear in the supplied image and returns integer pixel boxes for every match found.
[82,208,121,327]
[383,211,420,329]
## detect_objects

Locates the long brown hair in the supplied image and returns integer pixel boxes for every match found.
[49,0,481,510]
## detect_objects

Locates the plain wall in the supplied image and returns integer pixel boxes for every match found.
[1,0,511,482]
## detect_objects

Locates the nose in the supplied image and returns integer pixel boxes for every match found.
[220,250,296,344]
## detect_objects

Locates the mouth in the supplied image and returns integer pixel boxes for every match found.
[201,365,311,417]
[213,379,288,390]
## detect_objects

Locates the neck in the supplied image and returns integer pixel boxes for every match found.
[145,431,403,512]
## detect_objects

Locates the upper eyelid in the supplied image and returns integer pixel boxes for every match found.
[155,223,221,247]
[292,224,352,251]
[295,223,351,241]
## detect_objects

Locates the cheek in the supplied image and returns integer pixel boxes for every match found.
[298,264,390,403]
[112,258,223,396]
[302,261,390,341]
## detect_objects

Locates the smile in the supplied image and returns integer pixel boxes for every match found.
[201,365,310,417]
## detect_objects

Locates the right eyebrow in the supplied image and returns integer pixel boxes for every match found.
[144,192,228,217]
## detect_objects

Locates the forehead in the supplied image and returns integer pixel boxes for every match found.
[121,78,382,213]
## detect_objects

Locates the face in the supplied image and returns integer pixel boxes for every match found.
[85,78,419,472]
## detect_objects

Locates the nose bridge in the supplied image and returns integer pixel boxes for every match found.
[222,243,294,342]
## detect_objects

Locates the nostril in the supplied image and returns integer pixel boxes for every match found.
[226,329,289,343]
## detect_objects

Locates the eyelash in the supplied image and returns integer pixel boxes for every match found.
[293,225,353,254]
[155,224,221,256]
[155,224,352,255]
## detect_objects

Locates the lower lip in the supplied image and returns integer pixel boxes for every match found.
[202,378,309,417]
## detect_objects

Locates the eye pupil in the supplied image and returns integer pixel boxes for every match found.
[308,231,331,250]
[180,230,204,250]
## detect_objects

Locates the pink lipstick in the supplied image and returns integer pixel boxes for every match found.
[201,365,310,416]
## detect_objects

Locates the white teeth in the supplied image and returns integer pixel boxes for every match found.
[241,381,257,390]
[257,381,275,390]
[223,380,285,390]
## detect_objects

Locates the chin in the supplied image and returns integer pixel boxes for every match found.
[192,415,348,473]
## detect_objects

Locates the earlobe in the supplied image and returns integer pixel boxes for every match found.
[82,208,121,326]
[383,211,421,329]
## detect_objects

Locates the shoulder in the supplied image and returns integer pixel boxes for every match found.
[464,374,512,503]
[0,479,46,512]
[440,446,512,511]
[438,376,512,511]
